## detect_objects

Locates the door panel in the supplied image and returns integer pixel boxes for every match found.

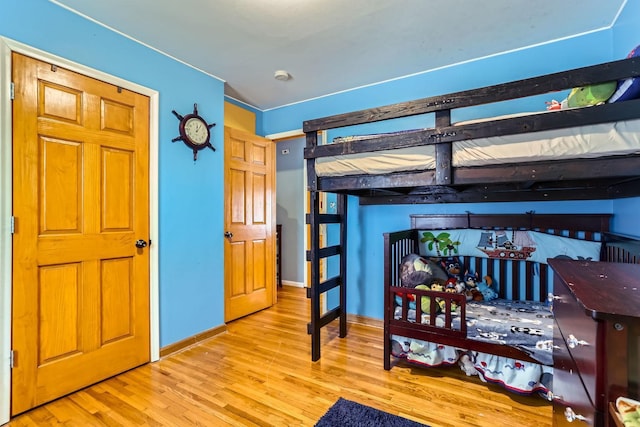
[224,127,275,322]
[11,53,150,415]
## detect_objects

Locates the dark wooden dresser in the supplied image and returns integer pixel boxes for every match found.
[549,259,640,427]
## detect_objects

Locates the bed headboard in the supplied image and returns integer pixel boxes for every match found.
[384,212,640,302]
[410,212,610,236]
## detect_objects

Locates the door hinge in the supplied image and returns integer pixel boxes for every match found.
[10,216,15,234]
[9,350,15,368]
[10,82,15,100]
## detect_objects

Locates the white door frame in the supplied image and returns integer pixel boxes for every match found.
[0,37,160,424]
[266,130,327,298]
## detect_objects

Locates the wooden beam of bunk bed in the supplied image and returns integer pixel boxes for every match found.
[408,213,612,234]
[303,56,640,133]
[304,98,640,160]
[304,98,640,161]
[356,177,640,205]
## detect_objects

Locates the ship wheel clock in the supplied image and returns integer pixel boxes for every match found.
[171,103,216,161]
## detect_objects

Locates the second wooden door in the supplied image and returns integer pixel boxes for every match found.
[224,127,276,322]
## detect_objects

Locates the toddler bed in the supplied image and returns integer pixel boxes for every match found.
[383,213,640,396]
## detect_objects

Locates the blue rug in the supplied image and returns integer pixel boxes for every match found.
[315,398,429,427]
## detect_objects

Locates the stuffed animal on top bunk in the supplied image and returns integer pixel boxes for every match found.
[546,80,617,110]
[547,43,640,111]
[609,43,640,103]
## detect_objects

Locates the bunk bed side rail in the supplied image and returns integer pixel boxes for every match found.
[410,213,612,233]
[305,99,640,160]
[303,56,640,133]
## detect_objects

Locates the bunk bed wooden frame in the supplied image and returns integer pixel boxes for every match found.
[303,57,640,361]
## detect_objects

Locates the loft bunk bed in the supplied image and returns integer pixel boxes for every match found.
[303,56,640,362]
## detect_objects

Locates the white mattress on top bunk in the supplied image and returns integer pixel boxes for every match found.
[315,116,640,177]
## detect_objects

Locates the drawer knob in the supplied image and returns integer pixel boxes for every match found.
[544,390,563,401]
[564,407,587,423]
[567,334,590,349]
[547,293,561,302]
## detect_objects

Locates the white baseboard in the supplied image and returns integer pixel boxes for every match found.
[281,280,305,288]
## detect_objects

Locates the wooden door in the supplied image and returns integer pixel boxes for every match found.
[224,127,276,322]
[11,53,150,415]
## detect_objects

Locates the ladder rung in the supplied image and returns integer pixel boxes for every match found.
[306,213,341,224]
[306,276,342,298]
[306,245,341,261]
[318,276,341,294]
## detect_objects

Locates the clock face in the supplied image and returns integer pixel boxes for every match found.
[184,117,209,145]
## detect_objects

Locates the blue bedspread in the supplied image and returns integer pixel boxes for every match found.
[458,299,554,365]
[394,298,554,365]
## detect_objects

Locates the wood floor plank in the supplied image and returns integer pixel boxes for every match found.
[7,286,552,426]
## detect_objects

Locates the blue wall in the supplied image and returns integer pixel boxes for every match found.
[275,137,306,284]
[1,0,226,346]
[610,0,640,236]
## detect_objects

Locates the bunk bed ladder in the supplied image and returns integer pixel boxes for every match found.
[306,191,347,361]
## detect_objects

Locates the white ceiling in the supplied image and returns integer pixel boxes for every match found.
[51,0,625,111]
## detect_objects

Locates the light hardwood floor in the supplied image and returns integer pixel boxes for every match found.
[6,286,552,426]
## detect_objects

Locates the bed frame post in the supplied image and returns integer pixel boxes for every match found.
[383,229,419,370]
[337,193,348,339]
[435,110,452,186]
[307,190,321,361]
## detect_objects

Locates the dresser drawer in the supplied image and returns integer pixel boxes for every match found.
[554,278,600,407]
[552,326,598,426]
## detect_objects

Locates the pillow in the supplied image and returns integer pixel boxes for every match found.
[566,81,617,108]
[608,44,640,103]
[399,253,448,287]
[417,229,601,264]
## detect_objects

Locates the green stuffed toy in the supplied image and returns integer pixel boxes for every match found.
[567,81,617,108]
[414,284,433,314]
